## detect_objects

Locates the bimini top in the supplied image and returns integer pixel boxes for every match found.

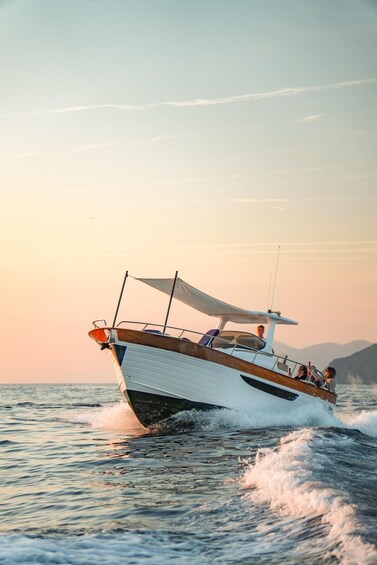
[135,276,298,326]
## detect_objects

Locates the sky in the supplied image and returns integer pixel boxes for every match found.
[1,0,376,383]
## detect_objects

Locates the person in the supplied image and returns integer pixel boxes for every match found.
[257,325,265,339]
[308,364,325,387]
[295,365,308,380]
[325,367,336,392]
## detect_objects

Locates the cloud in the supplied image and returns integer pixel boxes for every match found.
[51,104,140,113]
[16,143,113,158]
[255,165,344,176]
[0,174,244,198]
[132,174,244,187]
[195,194,377,210]
[0,187,103,198]
[193,197,288,210]
[299,114,322,122]
[73,143,113,152]
[2,240,376,258]
[148,135,176,143]
[214,198,288,203]
[7,78,377,117]
[17,151,64,158]
[152,78,377,109]
[303,196,377,201]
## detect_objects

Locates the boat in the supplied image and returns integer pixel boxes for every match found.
[89,273,336,427]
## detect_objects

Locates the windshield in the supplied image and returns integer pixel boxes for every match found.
[212,330,265,351]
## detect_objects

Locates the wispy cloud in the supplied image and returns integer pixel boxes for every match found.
[194,197,288,210]
[131,174,244,187]
[299,114,322,122]
[0,187,103,198]
[148,135,176,143]
[196,194,377,210]
[17,151,64,158]
[206,240,377,248]
[302,196,377,201]
[16,143,113,158]
[253,165,344,177]
[1,240,376,258]
[206,195,377,203]
[7,78,377,117]
[73,143,112,152]
[0,174,244,198]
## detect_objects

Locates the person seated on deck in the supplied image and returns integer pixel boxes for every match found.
[324,366,336,392]
[295,365,308,381]
[308,364,325,387]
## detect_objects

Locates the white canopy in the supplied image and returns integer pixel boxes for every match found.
[135,277,297,325]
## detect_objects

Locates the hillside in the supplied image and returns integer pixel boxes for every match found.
[329,344,377,384]
[274,340,371,372]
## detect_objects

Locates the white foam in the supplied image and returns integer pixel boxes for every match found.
[241,429,377,564]
[67,402,146,432]
[0,533,196,564]
[66,395,377,440]
[169,402,341,431]
[173,402,377,441]
[341,409,377,437]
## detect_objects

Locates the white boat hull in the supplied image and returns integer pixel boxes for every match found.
[103,330,335,427]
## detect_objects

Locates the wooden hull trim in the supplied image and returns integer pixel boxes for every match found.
[112,328,336,405]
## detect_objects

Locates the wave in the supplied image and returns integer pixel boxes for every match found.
[0,532,195,565]
[66,402,146,433]
[155,401,342,433]
[66,395,377,443]
[241,428,377,564]
[341,410,377,437]
[156,405,377,439]
[68,400,332,437]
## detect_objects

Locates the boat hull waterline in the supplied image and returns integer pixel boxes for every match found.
[90,328,336,428]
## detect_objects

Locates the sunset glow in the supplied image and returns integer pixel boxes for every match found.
[1,0,376,382]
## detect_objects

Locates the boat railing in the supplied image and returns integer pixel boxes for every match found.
[109,320,331,391]
[115,320,221,342]
[93,319,108,328]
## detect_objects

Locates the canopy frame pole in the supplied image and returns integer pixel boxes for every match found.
[163,270,178,333]
[112,270,129,327]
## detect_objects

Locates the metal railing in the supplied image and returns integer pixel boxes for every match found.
[92,319,331,391]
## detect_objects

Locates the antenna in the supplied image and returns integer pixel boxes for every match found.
[270,246,280,311]
[267,272,272,310]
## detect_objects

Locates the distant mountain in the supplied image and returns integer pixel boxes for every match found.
[329,344,377,384]
[274,340,372,372]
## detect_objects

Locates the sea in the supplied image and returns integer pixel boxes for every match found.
[1,384,377,565]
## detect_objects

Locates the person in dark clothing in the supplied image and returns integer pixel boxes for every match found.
[295,365,308,380]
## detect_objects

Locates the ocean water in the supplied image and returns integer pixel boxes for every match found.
[1,384,377,565]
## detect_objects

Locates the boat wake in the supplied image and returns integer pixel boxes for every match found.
[156,402,340,432]
[67,402,146,433]
[241,426,377,564]
[64,400,377,563]
[0,532,196,565]
[68,401,340,434]
[341,410,377,437]
[68,401,377,439]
